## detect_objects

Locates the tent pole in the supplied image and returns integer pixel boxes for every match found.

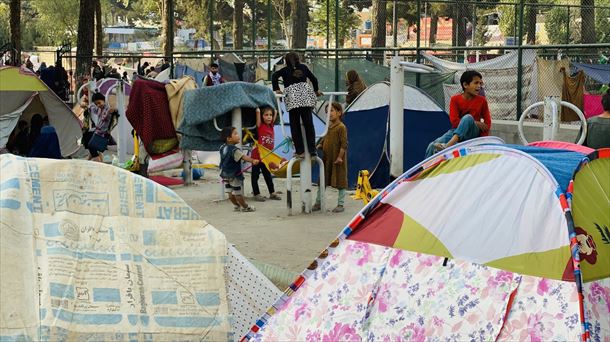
[389,56,404,179]
[117,81,128,164]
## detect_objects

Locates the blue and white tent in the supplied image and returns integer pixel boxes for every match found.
[344,82,451,188]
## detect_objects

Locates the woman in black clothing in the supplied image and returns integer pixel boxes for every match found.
[272,52,322,158]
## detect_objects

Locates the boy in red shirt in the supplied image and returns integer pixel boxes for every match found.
[425,70,492,158]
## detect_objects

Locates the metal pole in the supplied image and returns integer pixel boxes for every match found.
[389,56,404,178]
[326,0,330,59]
[566,6,570,44]
[393,0,398,48]
[267,0,272,81]
[335,0,340,91]
[209,0,214,61]
[416,0,422,88]
[252,0,256,60]
[117,81,128,163]
[168,0,174,78]
[516,0,524,119]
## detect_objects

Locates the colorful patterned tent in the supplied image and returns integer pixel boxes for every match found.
[244,140,610,341]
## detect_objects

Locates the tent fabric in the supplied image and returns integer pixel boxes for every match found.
[245,141,608,341]
[0,155,280,341]
[165,76,197,129]
[0,67,82,157]
[179,82,276,151]
[343,82,450,189]
[572,63,610,84]
[584,94,604,118]
[537,58,570,101]
[174,64,207,88]
[527,140,594,155]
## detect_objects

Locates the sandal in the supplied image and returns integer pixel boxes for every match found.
[332,205,345,213]
[269,194,282,200]
[233,206,241,212]
[253,195,266,202]
[241,206,256,212]
[312,203,321,211]
[433,143,447,152]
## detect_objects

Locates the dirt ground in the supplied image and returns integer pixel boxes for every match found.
[173,168,362,274]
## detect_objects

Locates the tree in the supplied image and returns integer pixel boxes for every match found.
[581,0,596,43]
[290,0,308,48]
[233,0,244,49]
[498,5,516,41]
[272,0,291,45]
[161,0,173,57]
[545,6,578,44]
[371,0,386,62]
[94,0,103,55]
[0,3,10,45]
[9,0,20,65]
[76,0,95,82]
[30,0,80,45]
[309,0,360,47]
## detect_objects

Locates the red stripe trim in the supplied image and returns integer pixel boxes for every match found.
[598,148,610,159]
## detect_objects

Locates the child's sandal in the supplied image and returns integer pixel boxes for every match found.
[233,206,241,212]
[332,205,345,213]
[241,206,256,212]
[269,194,281,200]
[312,203,321,211]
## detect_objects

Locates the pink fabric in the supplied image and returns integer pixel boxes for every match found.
[584,94,603,118]
[528,141,594,154]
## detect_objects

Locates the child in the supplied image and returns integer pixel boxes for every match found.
[584,89,610,149]
[251,107,282,201]
[425,70,492,158]
[220,127,259,212]
[313,102,348,213]
[81,92,113,162]
[204,63,225,86]
[272,52,322,158]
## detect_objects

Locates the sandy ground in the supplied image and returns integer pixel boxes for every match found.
[173,168,362,275]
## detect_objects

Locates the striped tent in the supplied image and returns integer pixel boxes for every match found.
[244,140,609,341]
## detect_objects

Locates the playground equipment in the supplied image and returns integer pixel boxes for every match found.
[518,96,588,145]
[389,56,437,178]
[279,92,347,215]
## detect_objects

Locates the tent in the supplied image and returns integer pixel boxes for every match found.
[343,81,452,189]
[272,100,327,161]
[244,140,609,341]
[0,154,281,341]
[0,66,82,156]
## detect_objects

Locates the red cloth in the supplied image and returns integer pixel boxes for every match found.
[126,79,177,151]
[449,94,492,136]
[584,94,603,119]
[251,123,275,160]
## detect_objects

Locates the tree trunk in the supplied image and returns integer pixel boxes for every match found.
[94,0,103,56]
[371,0,386,62]
[525,0,536,44]
[429,11,438,45]
[76,0,95,84]
[290,0,309,48]
[9,0,21,66]
[233,0,244,49]
[581,0,596,43]
[161,0,174,57]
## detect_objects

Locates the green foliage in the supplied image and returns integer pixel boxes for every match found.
[30,0,80,45]
[0,2,9,44]
[309,1,361,45]
[497,5,517,40]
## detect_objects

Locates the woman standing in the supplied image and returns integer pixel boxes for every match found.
[345,69,367,105]
[272,52,322,158]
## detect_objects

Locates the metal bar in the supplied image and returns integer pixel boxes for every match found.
[416,0,422,87]
[326,0,330,59]
[393,0,398,48]
[267,0,271,81]
[168,0,174,78]
[566,6,570,45]
[334,0,340,91]
[209,0,214,60]
[252,0,256,60]
[516,0,524,120]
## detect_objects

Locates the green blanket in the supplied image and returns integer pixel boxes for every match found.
[179,82,277,151]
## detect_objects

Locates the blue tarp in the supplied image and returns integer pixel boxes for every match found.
[509,145,586,192]
[174,64,206,87]
[572,63,610,85]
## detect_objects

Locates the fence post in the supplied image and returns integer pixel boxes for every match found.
[516,0,525,120]
[335,0,340,91]
[416,0,422,88]
[566,6,570,44]
[326,0,330,60]
[393,0,398,48]
[252,0,256,60]
[209,0,214,61]
[267,0,272,81]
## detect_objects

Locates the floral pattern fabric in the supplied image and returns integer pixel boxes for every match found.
[584,278,610,342]
[251,240,590,341]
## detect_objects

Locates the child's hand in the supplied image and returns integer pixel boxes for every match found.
[334,157,343,165]
[275,90,283,95]
[316,144,322,150]
[252,159,260,165]
[316,91,323,97]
